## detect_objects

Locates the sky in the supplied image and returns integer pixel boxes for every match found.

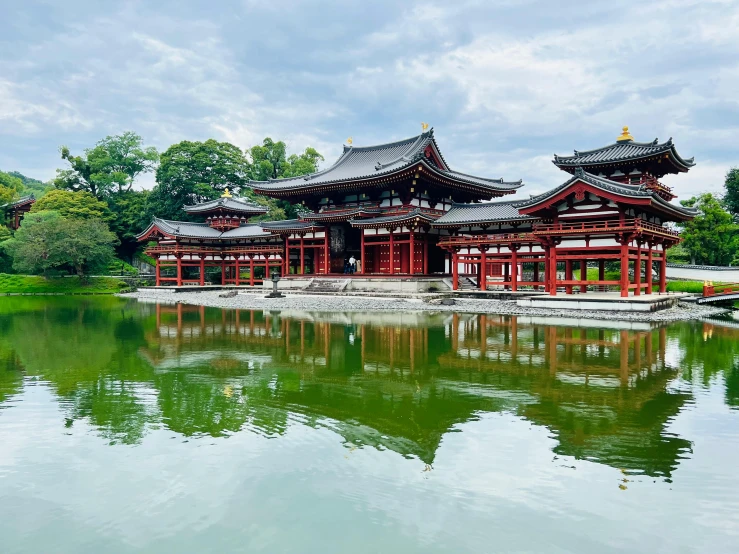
[1,0,738,199]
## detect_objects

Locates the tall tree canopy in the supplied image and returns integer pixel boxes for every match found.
[54,132,158,199]
[31,190,111,221]
[149,139,250,221]
[3,211,118,278]
[679,193,739,265]
[722,167,739,218]
[6,171,53,198]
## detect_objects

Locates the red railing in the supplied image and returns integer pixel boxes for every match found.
[533,218,680,237]
[438,232,537,247]
[146,244,284,256]
[703,282,739,297]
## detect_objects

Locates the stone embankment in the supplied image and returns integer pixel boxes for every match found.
[119,290,728,323]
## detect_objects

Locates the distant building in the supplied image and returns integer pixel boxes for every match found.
[1,195,35,230]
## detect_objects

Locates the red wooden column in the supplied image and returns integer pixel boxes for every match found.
[409,230,415,275]
[620,242,629,298]
[646,244,653,294]
[359,230,365,275]
[176,255,183,286]
[155,256,161,286]
[235,256,240,286]
[249,256,255,286]
[479,248,486,290]
[598,260,605,282]
[580,260,587,293]
[549,246,558,296]
[284,236,290,275]
[543,246,550,293]
[510,248,518,292]
[634,241,642,296]
[299,235,305,275]
[199,257,205,286]
[389,229,395,275]
[659,249,667,293]
[325,232,330,274]
[221,258,226,284]
[533,259,539,291]
[423,233,429,275]
[452,250,459,290]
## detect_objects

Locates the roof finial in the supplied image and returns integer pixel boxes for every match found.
[346,137,353,145]
[421,122,429,132]
[221,188,232,198]
[617,126,633,142]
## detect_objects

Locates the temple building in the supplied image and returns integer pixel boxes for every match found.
[1,195,35,230]
[138,126,697,296]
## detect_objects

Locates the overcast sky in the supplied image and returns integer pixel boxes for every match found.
[1,0,737,199]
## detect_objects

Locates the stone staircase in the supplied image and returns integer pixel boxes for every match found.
[458,277,479,291]
[304,279,350,294]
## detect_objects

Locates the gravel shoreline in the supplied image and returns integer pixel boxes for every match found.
[119,290,729,323]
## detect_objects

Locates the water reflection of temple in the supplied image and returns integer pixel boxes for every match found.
[143,304,693,476]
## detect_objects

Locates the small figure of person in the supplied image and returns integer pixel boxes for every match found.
[349,255,356,274]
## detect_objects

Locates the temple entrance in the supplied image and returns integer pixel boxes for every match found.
[329,223,361,273]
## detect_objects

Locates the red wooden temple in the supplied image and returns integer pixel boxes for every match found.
[1,195,35,230]
[138,126,697,296]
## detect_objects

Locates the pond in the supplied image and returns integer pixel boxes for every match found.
[1,297,738,553]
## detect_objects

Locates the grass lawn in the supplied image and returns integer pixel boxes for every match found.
[0,274,130,294]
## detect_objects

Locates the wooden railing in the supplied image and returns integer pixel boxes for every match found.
[703,282,739,297]
[532,218,680,237]
[438,232,536,247]
[146,244,284,256]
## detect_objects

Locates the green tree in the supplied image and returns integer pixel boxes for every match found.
[107,190,152,260]
[247,139,323,219]
[30,190,111,221]
[54,132,158,199]
[6,171,52,198]
[678,193,739,265]
[0,170,24,205]
[150,139,250,220]
[723,167,739,218]
[4,211,118,278]
[0,224,12,273]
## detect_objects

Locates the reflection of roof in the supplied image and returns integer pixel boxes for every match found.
[517,168,698,220]
[553,138,695,173]
[136,218,275,240]
[1,195,35,209]
[183,196,267,215]
[349,208,439,228]
[249,129,523,196]
[433,201,539,227]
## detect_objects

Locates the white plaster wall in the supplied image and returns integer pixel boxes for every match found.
[666,265,739,282]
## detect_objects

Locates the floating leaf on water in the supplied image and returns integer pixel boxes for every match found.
[619,484,628,490]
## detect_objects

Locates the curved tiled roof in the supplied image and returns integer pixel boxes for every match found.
[433,201,539,227]
[183,196,268,215]
[517,168,698,220]
[553,138,695,172]
[249,129,522,196]
[1,195,35,209]
[349,208,439,228]
[259,219,325,232]
[137,218,275,240]
[300,206,383,221]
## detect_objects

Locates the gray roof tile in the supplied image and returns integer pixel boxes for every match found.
[433,201,538,227]
[137,218,276,240]
[183,196,267,215]
[553,138,695,170]
[349,208,439,227]
[249,129,522,195]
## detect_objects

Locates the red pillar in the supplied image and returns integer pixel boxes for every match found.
[221,258,226,284]
[299,235,305,275]
[235,257,240,286]
[155,257,161,286]
[423,233,429,275]
[549,247,558,296]
[646,246,653,294]
[659,249,667,293]
[409,231,415,275]
[359,230,365,275]
[325,232,330,275]
[249,257,255,286]
[511,249,518,292]
[544,247,550,293]
[620,242,629,298]
[635,242,642,296]
[284,237,290,275]
[199,257,205,286]
[452,251,459,290]
[580,260,587,293]
[176,255,183,287]
[389,230,395,275]
[533,258,539,291]
[479,248,486,290]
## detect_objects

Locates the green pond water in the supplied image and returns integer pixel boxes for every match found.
[1,297,738,553]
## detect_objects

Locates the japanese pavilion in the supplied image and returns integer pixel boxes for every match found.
[138,126,697,296]
[1,195,35,230]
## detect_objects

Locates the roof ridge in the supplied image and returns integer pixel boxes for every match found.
[343,129,432,153]
[562,138,665,159]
